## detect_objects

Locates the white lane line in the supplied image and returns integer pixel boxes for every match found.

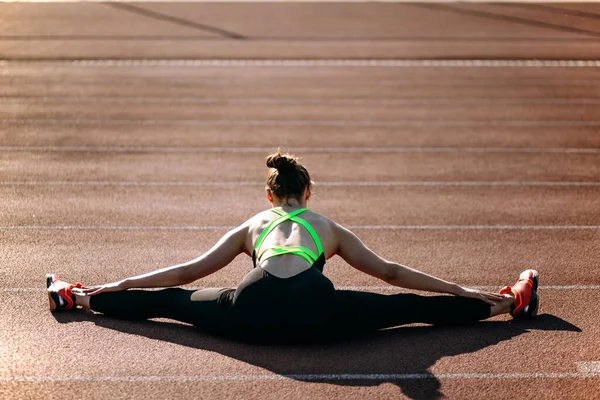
[0,372,598,383]
[3,79,600,88]
[577,362,600,373]
[1,0,598,3]
[3,225,600,231]
[4,96,600,105]
[2,59,600,68]
[5,285,600,293]
[3,181,600,187]
[0,181,261,187]
[2,119,600,127]
[0,226,238,231]
[0,0,594,3]
[2,146,600,154]
[338,285,600,291]
[348,225,600,230]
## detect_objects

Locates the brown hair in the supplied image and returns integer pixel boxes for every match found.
[265,151,312,205]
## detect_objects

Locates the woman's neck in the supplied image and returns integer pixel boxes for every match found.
[272,198,306,209]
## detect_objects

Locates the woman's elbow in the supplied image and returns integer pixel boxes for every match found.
[381,262,400,284]
[178,265,196,285]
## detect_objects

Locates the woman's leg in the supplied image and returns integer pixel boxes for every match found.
[75,288,238,332]
[330,291,514,334]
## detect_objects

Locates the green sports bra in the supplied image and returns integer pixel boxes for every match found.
[253,208,324,267]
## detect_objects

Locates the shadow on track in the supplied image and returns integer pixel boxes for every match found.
[53,312,580,399]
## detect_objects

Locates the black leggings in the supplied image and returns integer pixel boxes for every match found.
[89,267,491,343]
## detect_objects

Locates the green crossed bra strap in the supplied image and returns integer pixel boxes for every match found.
[254,208,324,265]
[259,246,317,266]
[267,208,324,259]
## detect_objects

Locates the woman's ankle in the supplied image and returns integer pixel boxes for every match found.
[490,293,514,317]
[74,293,91,310]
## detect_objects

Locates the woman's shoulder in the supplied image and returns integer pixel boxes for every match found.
[303,209,340,235]
[243,209,275,230]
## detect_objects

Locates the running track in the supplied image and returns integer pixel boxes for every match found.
[1,2,600,399]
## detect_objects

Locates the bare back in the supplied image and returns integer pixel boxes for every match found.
[244,207,338,278]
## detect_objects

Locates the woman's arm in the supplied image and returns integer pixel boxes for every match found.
[80,224,248,296]
[335,224,503,305]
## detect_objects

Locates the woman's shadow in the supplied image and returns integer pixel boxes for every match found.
[53,312,580,399]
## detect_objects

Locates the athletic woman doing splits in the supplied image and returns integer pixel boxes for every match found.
[47,152,539,343]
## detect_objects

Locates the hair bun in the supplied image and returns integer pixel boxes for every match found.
[265,152,298,171]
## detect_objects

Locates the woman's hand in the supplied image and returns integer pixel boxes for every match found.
[72,280,128,296]
[454,286,505,306]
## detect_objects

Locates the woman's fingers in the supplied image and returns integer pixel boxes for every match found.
[477,291,510,306]
[72,281,125,296]
[482,292,504,301]
[478,294,497,305]
[73,286,107,296]
[460,287,505,305]
[85,288,106,296]
[470,289,503,299]
[477,292,503,305]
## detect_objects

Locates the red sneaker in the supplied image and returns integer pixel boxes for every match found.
[46,274,82,311]
[500,269,539,319]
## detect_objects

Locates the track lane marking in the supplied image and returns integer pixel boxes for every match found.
[3,0,600,3]
[2,0,598,3]
[1,371,598,383]
[2,146,600,154]
[339,285,600,291]
[3,59,600,67]
[4,286,600,293]
[3,181,600,187]
[3,181,600,188]
[577,362,600,373]
[4,225,600,230]
[4,96,600,105]
[3,79,600,87]
[3,119,600,127]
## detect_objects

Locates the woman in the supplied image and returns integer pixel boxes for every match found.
[47,151,539,343]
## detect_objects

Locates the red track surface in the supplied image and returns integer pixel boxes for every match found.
[2,2,600,399]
